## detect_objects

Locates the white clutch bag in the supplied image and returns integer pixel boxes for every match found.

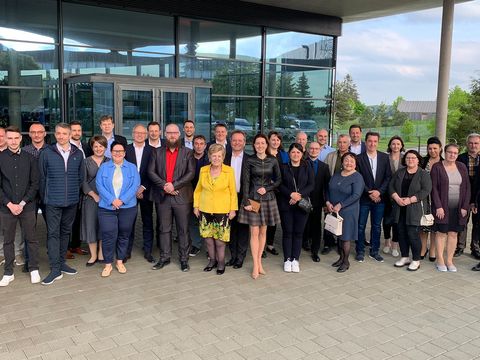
[325,212,343,236]
[420,201,434,227]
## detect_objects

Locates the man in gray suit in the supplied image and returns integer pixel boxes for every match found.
[148,124,195,272]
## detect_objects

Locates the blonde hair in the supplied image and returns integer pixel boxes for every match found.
[208,144,226,160]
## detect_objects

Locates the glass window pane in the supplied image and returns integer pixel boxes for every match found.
[63,3,174,53]
[180,57,260,96]
[265,64,332,99]
[0,0,57,43]
[122,90,153,141]
[266,29,334,67]
[195,87,211,139]
[179,18,262,61]
[0,41,58,84]
[264,99,331,142]
[212,97,259,143]
[64,46,174,77]
[0,87,60,132]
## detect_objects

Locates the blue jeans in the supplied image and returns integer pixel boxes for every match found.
[45,204,78,272]
[99,206,137,264]
[357,202,385,255]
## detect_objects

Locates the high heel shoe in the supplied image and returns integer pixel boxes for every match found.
[251,271,259,279]
[332,258,343,267]
[216,268,225,275]
[420,249,428,260]
[337,263,350,273]
[429,256,436,262]
[203,262,217,272]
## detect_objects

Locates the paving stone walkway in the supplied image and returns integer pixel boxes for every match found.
[1,218,480,360]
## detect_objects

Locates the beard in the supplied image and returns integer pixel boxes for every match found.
[166,138,181,149]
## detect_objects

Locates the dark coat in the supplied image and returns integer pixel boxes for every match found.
[356,151,392,203]
[38,144,85,207]
[430,161,471,225]
[224,151,249,197]
[388,168,432,226]
[349,141,366,154]
[457,152,478,203]
[306,158,331,208]
[207,140,232,160]
[147,146,195,204]
[125,143,153,194]
[277,162,315,212]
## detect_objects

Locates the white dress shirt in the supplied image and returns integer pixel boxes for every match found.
[230,151,244,193]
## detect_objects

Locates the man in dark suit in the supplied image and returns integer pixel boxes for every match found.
[207,123,232,160]
[303,141,331,262]
[147,121,163,148]
[457,133,480,259]
[98,115,128,158]
[182,120,195,149]
[349,124,366,155]
[355,132,391,263]
[125,124,156,263]
[224,130,249,268]
[148,124,195,272]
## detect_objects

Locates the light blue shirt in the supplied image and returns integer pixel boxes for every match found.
[318,144,335,162]
[96,160,140,210]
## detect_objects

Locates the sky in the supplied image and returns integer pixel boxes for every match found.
[336,0,480,105]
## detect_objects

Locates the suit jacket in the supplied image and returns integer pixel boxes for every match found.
[277,162,315,212]
[207,140,232,160]
[349,141,366,154]
[306,158,331,208]
[148,146,195,204]
[125,143,153,195]
[356,151,392,203]
[458,152,478,203]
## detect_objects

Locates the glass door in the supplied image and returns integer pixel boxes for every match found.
[120,88,155,142]
[162,89,191,129]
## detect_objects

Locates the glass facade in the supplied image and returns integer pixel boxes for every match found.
[0,1,335,140]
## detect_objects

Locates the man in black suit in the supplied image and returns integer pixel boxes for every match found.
[224,130,249,268]
[207,123,232,159]
[303,141,331,262]
[457,133,480,259]
[147,121,163,148]
[182,120,195,149]
[125,124,156,263]
[355,132,391,263]
[98,115,128,158]
[148,124,195,272]
[349,124,366,155]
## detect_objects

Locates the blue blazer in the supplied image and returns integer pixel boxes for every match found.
[356,151,392,203]
[96,160,140,209]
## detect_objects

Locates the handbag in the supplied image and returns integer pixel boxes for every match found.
[290,165,313,214]
[248,199,261,213]
[420,201,434,227]
[325,212,343,236]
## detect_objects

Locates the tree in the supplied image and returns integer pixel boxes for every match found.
[391,96,409,126]
[358,106,378,128]
[296,72,315,118]
[450,77,480,144]
[401,119,415,141]
[376,102,390,127]
[334,74,360,125]
[446,85,471,143]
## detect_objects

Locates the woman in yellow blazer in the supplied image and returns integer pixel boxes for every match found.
[194,144,238,275]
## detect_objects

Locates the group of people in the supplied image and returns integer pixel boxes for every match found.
[0,118,479,286]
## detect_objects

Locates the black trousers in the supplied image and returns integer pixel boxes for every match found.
[68,203,82,249]
[303,206,323,255]
[397,215,421,261]
[46,204,77,272]
[128,197,156,257]
[281,208,309,261]
[457,211,480,254]
[1,210,37,275]
[156,197,191,262]
[229,216,249,263]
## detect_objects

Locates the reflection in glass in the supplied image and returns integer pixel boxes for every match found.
[265,64,332,99]
[63,3,174,53]
[0,0,58,42]
[180,56,260,96]
[163,92,189,128]
[212,97,259,142]
[266,29,334,67]
[195,87,212,138]
[179,18,261,60]
[64,47,174,77]
[122,90,153,141]
[0,87,60,131]
[264,99,331,141]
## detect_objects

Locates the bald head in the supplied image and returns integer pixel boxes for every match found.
[165,124,181,149]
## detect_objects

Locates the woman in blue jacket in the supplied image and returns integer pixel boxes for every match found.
[96,141,140,277]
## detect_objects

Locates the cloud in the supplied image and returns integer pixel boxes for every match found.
[402,0,480,23]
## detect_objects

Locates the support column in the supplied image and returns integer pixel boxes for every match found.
[435,0,454,145]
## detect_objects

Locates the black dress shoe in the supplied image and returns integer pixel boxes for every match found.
[225,259,236,267]
[266,247,279,255]
[144,254,156,263]
[311,254,321,262]
[203,262,217,272]
[152,259,170,270]
[472,263,480,271]
[180,261,190,272]
[337,263,350,272]
[472,252,480,260]
[321,246,331,255]
[454,249,463,257]
[428,256,436,262]
[233,261,243,269]
[86,260,97,267]
[331,258,343,267]
[216,268,225,275]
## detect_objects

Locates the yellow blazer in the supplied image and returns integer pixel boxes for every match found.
[194,164,238,214]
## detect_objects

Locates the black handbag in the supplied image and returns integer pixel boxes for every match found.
[290,165,313,214]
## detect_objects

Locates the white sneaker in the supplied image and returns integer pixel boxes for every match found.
[391,249,400,257]
[394,257,411,267]
[30,270,41,284]
[284,260,292,272]
[407,261,420,271]
[0,274,14,287]
[291,259,300,273]
[382,246,391,254]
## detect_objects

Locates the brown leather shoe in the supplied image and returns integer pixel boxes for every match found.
[71,247,89,255]
[66,250,75,260]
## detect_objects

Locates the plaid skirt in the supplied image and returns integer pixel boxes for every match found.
[237,197,281,226]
